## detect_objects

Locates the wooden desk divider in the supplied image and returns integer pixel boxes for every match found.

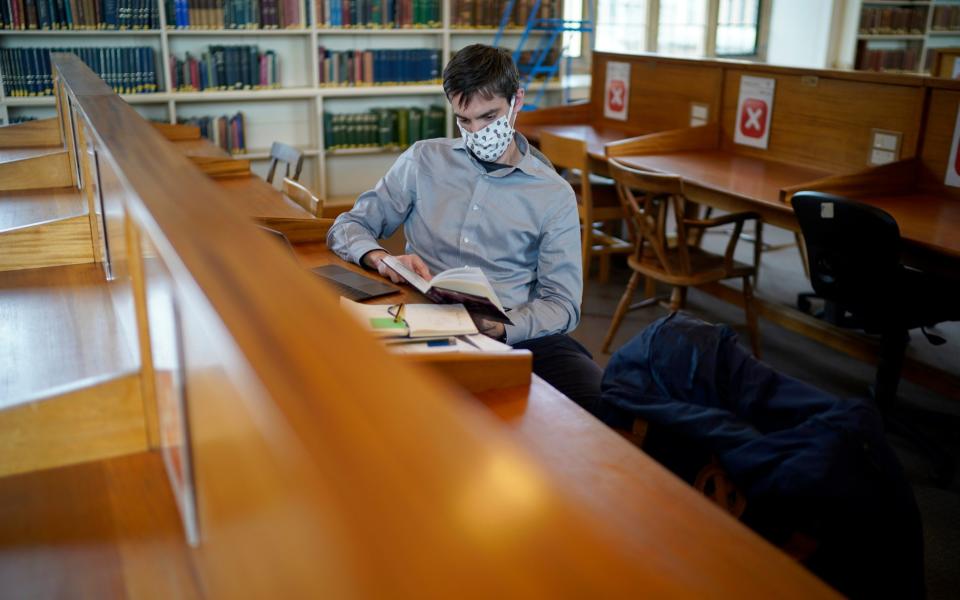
[0,54,844,597]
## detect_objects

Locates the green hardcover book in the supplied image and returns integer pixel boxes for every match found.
[396,107,409,146]
[407,107,422,143]
[332,113,343,149]
[323,112,333,148]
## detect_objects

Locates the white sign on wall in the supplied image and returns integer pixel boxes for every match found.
[604,61,631,121]
[944,105,960,188]
[734,75,776,149]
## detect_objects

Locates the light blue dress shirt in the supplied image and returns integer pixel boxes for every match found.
[326,133,582,344]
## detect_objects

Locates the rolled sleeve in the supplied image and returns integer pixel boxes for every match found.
[327,147,418,265]
[504,190,583,344]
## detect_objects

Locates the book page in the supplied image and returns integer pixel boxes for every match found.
[403,304,479,337]
[381,255,431,294]
[431,267,507,314]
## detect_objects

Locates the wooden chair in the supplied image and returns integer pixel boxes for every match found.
[265,141,304,184]
[601,159,761,356]
[538,131,632,289]
[282,177,323,217]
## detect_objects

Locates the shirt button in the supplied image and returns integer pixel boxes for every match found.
[463,237,469,244]
[472,205,479,211]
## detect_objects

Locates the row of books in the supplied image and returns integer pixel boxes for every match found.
[1,46,158,96]
[169,45,278,90]
[315,0,439,28]
[323,105,443,149]
[858,6,926,35]
[931,5,960,32]
[180,112,247,153]
[451,0,559,29]
[164,0,306,29]
[318,47,439,86]
[855,41,921,72]
[1,0,157,29]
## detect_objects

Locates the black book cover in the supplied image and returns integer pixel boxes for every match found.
[238,43,249,88]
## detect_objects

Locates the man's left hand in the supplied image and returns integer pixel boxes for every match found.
[471,315,506,342]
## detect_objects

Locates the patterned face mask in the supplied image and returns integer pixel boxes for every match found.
[458,97,516,163]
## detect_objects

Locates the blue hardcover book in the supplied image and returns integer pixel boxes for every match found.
[103,0,117,27]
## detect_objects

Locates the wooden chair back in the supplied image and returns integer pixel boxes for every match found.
[608,158,691,277]
[265,141,304,184]
[282,177,323,217]
[539,130,589,173]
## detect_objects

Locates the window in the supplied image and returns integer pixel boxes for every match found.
[716,0,761,56]
[594,0,764,59]
[563,0,584,57]
[595,0,649,55]
[658,0,708,57]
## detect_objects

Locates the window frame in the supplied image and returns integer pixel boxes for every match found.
[590,0,771,61]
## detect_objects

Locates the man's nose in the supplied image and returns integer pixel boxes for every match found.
[463,122,482,134]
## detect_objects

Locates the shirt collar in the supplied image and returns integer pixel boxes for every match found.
[453,132,547,179]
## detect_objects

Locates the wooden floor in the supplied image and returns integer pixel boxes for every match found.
[0,451,201,598]
[0,263,137,407]
[0,186,86,232]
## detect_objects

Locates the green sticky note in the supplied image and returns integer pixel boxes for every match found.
[371,318,406,330]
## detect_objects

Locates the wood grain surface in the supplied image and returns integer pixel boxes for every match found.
[0,186,86,232]
[0,215,95,271]
[0,373,145,477]
[0,117,61,148]
[0,262,137,404]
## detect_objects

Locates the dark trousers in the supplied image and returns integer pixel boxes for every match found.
[512,334,605,419]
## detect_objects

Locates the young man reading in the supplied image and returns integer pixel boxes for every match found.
[327,44,603,414]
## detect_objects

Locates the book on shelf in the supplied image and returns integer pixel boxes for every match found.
[179,111,247,153]
[317,47,440,86]
[170,45,278,91]
[315,0,441,28]
[932,5,960,32]
[1,46,158,96]
[381,255,512,324]
[163,0,307,30]
[323,105,443,150]
[1,0,158,29]
[855,40,921,72]
[450,0,560,29]
[858,5,926,36]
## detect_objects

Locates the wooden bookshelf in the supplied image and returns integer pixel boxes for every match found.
[0,0,585,202]
[854,0,960,73]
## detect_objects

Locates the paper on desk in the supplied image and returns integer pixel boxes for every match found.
[339,298,408,338]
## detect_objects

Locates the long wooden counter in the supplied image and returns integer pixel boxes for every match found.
[0,54,839,598]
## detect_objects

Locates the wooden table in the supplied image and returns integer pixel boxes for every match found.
[288,242,836,598]
[519,122,639,162]
[613,150,960,270]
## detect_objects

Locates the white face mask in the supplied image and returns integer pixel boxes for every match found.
[458,97,516,163]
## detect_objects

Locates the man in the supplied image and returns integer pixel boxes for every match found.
[327,44,603,414]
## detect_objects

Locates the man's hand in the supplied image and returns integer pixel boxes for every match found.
[363,250,432,284]
[471,315,506,342]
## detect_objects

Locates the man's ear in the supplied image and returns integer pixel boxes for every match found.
[512,88,526,125]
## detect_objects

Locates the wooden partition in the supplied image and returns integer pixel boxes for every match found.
[718,64,926,173]
[0,54,838,597]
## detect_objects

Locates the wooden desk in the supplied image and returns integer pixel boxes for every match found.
[288,244,835,599]
[520,123,640,162]
[614,150,831,230]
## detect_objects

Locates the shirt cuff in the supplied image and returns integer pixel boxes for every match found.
[353,242,388,268]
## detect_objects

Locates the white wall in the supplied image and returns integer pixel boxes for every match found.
[766,0,837,68]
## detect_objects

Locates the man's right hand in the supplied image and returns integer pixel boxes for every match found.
[363,250,433,284]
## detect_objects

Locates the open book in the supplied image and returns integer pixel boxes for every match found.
[381,256,513,324]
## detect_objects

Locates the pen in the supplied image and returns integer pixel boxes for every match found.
[393,303,405,324]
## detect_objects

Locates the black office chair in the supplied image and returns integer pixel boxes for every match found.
[792,191,959,484]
